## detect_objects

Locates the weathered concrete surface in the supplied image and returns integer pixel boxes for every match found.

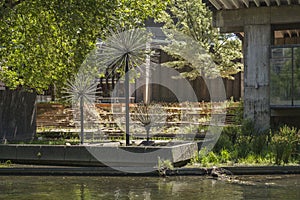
[0,142,198,172]
[214,5,300,33]
[223,166,300,175]
[0,90,36,141]
[243,24,271,130]
[209,4,287,130]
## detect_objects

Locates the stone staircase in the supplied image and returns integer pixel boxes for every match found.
[36,102,241,141]
[36,103,75,128]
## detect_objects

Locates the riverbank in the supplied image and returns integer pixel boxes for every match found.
[0,164,299,176]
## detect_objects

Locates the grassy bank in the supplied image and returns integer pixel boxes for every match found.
[191,121,300,167]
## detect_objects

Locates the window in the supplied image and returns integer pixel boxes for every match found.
[270,46,300,106]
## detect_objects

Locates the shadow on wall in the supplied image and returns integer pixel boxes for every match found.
[0,89,37,142]
[271,116,300,129]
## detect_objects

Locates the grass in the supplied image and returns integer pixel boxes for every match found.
[0,160,12,168]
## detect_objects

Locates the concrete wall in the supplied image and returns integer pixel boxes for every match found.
[0,142,198,168]
[243,25,271,130]
[133,50,242,103]
[210,5,300,129]
[0,90,36,141]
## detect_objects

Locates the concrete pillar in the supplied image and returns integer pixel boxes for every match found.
[243,24,271,130]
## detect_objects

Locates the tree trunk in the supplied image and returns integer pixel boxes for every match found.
[0,89,37,142]
[50,83,56,101]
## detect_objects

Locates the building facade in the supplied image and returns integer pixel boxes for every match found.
[204,0,300,129]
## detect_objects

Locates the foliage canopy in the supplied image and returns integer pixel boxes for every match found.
[157,0,243,79]
[0,0,168,92]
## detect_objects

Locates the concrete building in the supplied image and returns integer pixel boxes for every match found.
[204,0,300,129]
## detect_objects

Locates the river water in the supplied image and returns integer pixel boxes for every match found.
[0,175,299,199]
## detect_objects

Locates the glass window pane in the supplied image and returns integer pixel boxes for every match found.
[270,57,293,105]
[271,48,292,58]
[293,47,300,106]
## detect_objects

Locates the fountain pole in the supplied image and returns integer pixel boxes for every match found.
[125,55,130,146]
[145,42,151,143]
[145,42,150,104]
[80,96,84,145]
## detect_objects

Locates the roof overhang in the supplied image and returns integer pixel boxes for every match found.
[204,0,300,10]
[203,0,300,36]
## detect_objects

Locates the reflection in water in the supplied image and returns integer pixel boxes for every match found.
[0,175,299,200]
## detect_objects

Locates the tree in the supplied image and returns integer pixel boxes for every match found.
[0,0,168,92]
[0,0,168,141]
[156,0,242,80]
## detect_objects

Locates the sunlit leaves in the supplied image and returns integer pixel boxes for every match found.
[0,0,168,93]
[157,0,242,79]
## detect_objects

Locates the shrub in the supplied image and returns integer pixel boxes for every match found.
[233,120,268,159]
[234,135,252,159]
[192,123,299,166]
[229,100,243,125]
[223,125,241,144]
[201,156,209,167]
[220,149,230,163]
[251,130,269,156]
[213,125,241,154]
[238,153,256,164]
[271,125,299,165]
[295,131,300,163]
[192,148,207,165]
[192,149,220,166]
[241,119,257,136]
[213,133,232,154]
[207,151,219,164]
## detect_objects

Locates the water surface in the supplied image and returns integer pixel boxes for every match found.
[0,175,299,199]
